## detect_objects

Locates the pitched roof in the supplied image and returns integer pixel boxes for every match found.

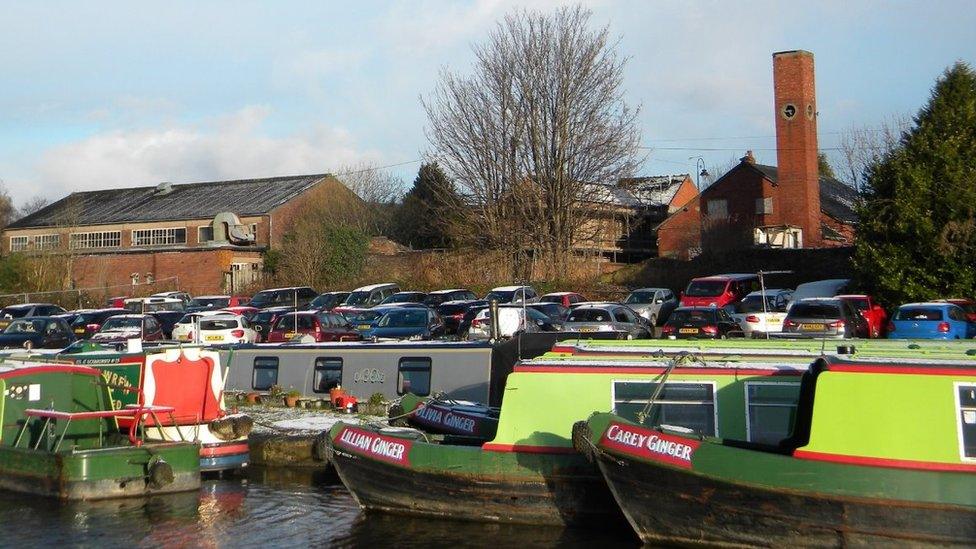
[586,174,692,208]
[8,174,328,229]
[748,163,858,223]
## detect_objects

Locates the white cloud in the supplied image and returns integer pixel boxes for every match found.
[13,106,384,202]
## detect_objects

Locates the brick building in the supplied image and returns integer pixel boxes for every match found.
[2,174,357,295]
[657,50,858,259]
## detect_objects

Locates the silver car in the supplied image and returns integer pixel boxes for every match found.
[622,287,678,326]
[563,303,652,339]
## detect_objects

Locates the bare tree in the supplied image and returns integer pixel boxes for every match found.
[839,116,910,192]
[17,196,50,219]
[333,162,406,236]
[423,6,643,278]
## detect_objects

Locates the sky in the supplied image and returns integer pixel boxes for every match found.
[1,0,974,207]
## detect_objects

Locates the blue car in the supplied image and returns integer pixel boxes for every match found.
[888,302,975,339]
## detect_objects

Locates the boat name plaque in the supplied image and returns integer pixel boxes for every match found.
[336,426,412,466]
[601,423,699,469]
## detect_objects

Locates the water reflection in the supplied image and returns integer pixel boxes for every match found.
[0,467,636,548]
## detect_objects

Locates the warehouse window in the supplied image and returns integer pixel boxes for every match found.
[69,231,121,249]
[132,227,187,246]
[612,381,717,436]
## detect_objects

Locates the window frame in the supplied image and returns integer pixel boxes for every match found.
[198,225,214,243]
[954,382,976,462]
[252,357,279,391]
[744,381,801,444]
[9,236,29,252]
[611,379,719,437]
[312,357,343,394]
[69,230,122,250]
[397,356,432,396]
[131,227,187,247]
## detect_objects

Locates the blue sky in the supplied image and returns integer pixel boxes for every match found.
[1,0,974,206]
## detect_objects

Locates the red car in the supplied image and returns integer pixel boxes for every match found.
[265,311,362,343]
[539,292,586,307]
[679,274,760,308]
[836,294,888,338]
[939,298,976,323]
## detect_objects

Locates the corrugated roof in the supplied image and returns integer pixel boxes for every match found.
[8,174,328,229]
[749,164,858,223]
[586,175,691,208]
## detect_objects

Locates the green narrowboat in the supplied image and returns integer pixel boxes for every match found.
[326,353,809,526]
[390,393,500,444]
[579,356,976,545]
[0,364,200,499]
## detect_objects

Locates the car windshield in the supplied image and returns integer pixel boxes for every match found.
[539,295,564,304]
[895,308,944,321]
[485,291,515,303]
[102,317,143,331]
[624,292,656,304]
[188,298,229,309]
[0,308,31,319]
[684,280,727,297]
[4,319,47,333]
[668,310,717,325]
[790,303,841,318]
[424,294,449,306]
[71,312,107,326]
[200,318,239,330]
[344,291,371,306]
[382,293,424,304]
[738,295,781,313]
[378,309,427,328]
[531,304,562,318]
[346,310,382,323]
[310,294,341,308]
[567,309,613,323]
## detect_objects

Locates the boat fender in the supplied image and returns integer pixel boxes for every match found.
[147,456,175,489]
[312,432,332,463]
[571,421,595,464]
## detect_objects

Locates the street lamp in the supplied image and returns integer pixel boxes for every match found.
[690,157,710,191]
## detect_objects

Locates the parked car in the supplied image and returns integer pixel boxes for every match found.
[888,303,975,340]
[249,286,318,309]
[527,302,570,323]
[150,291,192,307]
[837,294,888,338]
[123,297,185,313]
[91,314,165,343]
[563,303,651,340]
[336,283,401,312]
[361,306,445,340]
[780,298,867,339]
[172,311,223,342]
[186,295,251,313]
[679,274,760,308]
[435,300,481,336]
[54,310,88,327]
[661,306,743,339]
[485,285,540,304]
[265,311,361,343]
[623,287,679,326]
[308,291,350,312]
[0,303,67,331]
[0,317,76,350]
[69,308,127,339]
[790,279,852,305]
[731,289,793,336]
[380,291,428,305]
[249,306,297,341]
[539,292,587,307]
[937,298,976,323]
[197,314,258,344]
[343,308,386,333]
[423,289,478,307]
[467,305,562,340]
[456,300,490,339]
[149,310,184,339]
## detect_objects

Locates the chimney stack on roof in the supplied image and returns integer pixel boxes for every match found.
[740,150,756,164]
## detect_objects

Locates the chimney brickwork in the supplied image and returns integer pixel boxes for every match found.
[773,50,820,247]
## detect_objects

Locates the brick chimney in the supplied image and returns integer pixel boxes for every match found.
[773,50,820,247]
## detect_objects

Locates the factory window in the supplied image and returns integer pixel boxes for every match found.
[9,236,29,251]
[131,227,187,246]
[612,381,717,436]
[397,357,431,396]
[252,357,279,391]
[9,234,60,251]
[198,226,214,243]
[69,231,121,250]
[745,382,801,444]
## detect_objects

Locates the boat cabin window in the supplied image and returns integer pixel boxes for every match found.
[957,384,976,460]
[612,381,716,436]
[745,382,801,445]
[398,357,431,396]
[252,357,279,390]
[313,358,343,393]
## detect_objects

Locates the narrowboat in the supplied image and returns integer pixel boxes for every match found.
[390,393,499,444]
[579,356,976,545]
[3,344,252,471]
[0,364,200,499]
[326,353,809,526]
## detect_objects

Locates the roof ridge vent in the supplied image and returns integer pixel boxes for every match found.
[155,182,174,195]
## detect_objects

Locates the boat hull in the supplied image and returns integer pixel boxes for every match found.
[327,424,626,527]
[0,443,201,500]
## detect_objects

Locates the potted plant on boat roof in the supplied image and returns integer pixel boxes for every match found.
[268,384,285,405]
[285,388,301,408]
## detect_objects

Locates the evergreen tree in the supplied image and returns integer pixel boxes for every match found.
[394,163,460,249]
[854,62,976,305]
[817,152,837,180]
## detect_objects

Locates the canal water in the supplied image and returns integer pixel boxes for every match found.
[0,467,638,548]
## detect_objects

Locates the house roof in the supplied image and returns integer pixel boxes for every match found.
[748,163,858,223]
[7,174,329,229]
[587,174,692,208]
